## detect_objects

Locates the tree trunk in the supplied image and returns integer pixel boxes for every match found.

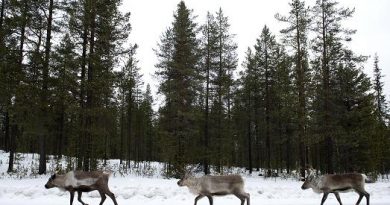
[7,124,16,173]
[203,21,211,175]
[119,91,124,164]
[84,0,96,171]
[227,70,232,168]
[127,73,133,167]
[9,0,28,173]
[255,109,260,172]
[265,43,271,177]
[286,124,291,174]
[0,0,6,152]
[247,90,252,174]
[295,8,306,180]
[78,0,89,170]
[58,103,64,156]
[321,1,333,174]
[57,62,66,157]
[217,25,223,173]
[38,0,54,175]
[4,109,9,151]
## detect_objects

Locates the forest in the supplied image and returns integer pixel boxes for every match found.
[0,0,389,180]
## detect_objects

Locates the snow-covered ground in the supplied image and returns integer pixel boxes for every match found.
[0,151,389,205]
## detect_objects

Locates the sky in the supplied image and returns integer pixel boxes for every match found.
[120,0,390,108]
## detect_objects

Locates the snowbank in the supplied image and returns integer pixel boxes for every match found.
[0,151,389,205]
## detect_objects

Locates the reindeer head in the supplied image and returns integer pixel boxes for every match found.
[177,173,190,187]
[45,174,59,189]
[301,167,316,190]
[301,174,316,189]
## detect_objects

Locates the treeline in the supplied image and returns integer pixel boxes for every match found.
[0,0,155,174]
[0,0,389,179]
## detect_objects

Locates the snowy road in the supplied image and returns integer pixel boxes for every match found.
[1,198,389,205]
[0,176,389,205]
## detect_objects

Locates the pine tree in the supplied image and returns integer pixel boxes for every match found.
[276,0,311,179]
[213,8,238,172]
[373,54,388,123]
[0,0,9,152]
[239,48,257,173]
[155,1,201,177]
[332,49,374,172]
[64,0,131,170]
[6,0,29,173]
[38,0,54,175]
[372,54,389,175]
[140,84,155,161]
[254,26,279,176]
[51,34,79,158]
[311,0,356,174]
[200,12,218,174]
[118,45,142,166]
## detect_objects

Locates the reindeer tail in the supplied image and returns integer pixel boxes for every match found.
[362,174,374,183]
[103,170,113,181]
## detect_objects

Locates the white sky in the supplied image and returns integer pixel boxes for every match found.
[121,0,390,107]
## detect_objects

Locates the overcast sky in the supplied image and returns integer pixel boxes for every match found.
[121,0,390,107]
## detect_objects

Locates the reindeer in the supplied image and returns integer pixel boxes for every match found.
[45,171,118,205]
[177,174,250,205]
[301,170,370,205]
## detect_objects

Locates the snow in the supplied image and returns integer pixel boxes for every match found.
[0,151,389,205]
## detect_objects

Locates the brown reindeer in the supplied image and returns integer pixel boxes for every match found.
[45,171,118,205]
[177,175,250,205]
[301,171,370,205]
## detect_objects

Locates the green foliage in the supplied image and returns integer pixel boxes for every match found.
[155,1,202,178]
[0,0,388,177]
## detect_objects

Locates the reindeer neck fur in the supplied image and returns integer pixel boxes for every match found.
[184,177,202,195]
[309,175,325,194]
[52,175,67,191]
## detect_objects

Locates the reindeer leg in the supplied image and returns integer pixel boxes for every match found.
[98,191,107,205]
[206,196,213,205]
[77,191,88,205]
[363,191,370,205]
[334,192,342,205]
[103,186,118,205]
[245,192,250,205]
[106,191,117,205]
[70,191,75,205]
[194,195,205,205]
[234,193,245,205]
[194,195,204,205]
[320,192,329,205]
[356,193,364,205]
[355,188,370,205]
[236,192,250,205]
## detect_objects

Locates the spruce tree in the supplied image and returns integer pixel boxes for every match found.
[276,0,311,179]
[200,12,218,174]
[155,1,201,177]
[372,54,389,175]
[213,8,238,172]
[239,48,257,173]
[51,34,79,158]
[64,0,131,170]
[311,0,356,173]
[333,49,374,172]
[254,26,279,176]
[373,54,388,123]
